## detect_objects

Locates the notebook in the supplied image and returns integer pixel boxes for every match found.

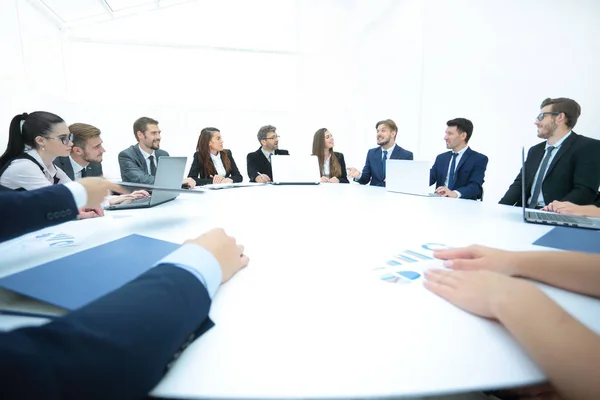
[386,160,439,197]
[271,155,321,185]
[0,234,180,310]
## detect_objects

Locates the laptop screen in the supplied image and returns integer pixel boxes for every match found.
[521,147,527,218]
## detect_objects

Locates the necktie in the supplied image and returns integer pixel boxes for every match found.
[80,168,87,178]
[382,150,388,180]
[148,155,157,176]
[528,146,555,208]
[269,153,273,163]
[448,152,459,190]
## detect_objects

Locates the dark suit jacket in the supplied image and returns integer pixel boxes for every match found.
[0,184,78,242]
[321,152,349,183]
[118,144,169,184]
[0,264,213,400]
[430,148,489,200]
[247,147,290,182]
[187,150,243,186]
[54,156,103,181]
[358,144,413,187]
[499,132,600,206]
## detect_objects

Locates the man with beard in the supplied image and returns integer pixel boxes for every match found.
[429,118,488,200]
[247,125,289,183]
[118,117,196,187]
[54,123,105,180]
[347,119,413,187]
[499,98,600,207]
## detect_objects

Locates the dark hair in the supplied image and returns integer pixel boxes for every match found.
[257,125,276,143]
[70,123,101,149]
[540,97,581,128]
[196,127,232,178]
[375,119,398,139]
[133,117,159,141]
[0,111,65,170]
[312,128,342,178]
[446,118,474,142]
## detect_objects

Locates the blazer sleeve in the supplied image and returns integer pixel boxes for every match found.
[336,152,349,183]
[0,184,78,243]
[247,152,260,182]
[118,150,155,185]
[454,154,489,200]
[357,151,372,185]
[187,153,212,186]
[227,150,243,183]
[0,265,213,400]
[430,157,438,187]
[561,139,600,204]
[403,149,414,160]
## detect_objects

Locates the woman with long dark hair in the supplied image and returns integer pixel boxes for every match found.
[187,127,243,186]
[312,128,348,183]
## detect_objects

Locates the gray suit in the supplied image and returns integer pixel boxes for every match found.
[54,156,103,181]
[118,144,169,184]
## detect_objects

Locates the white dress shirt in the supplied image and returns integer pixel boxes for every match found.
[210,152,227,177]
[0,149,71,190]
[139,146,156,174]
[323,155,331,177]
[261,147,274,162]
[528,131,572,207]
[444,145,469,198]
[69,155,86,180]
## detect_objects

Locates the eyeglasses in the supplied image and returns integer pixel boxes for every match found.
[536,112,560,121]
[46,133,73,145]
[264,135,280,140]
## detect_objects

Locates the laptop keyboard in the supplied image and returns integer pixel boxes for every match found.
[527,211,597,225]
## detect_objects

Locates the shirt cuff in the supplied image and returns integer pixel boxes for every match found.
[64,181,87,208]
[154,244,222,299]
[353,173,362,181]
[455,191,462,198]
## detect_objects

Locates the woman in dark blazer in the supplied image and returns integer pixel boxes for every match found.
[312,128,349,183]
[188,127,243,186]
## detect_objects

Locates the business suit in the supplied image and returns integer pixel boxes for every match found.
[54,156,103,180]
[0,184,78,242]
[187,150,243,186]
[0,184,216,400]
[499,132,600,206]
[322,152,349,183]
[247,147,290,182]
[357,144,413,187]
[118,144,169,184]
[430,148,489,200]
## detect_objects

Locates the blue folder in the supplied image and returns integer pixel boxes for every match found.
[533,226,600,254]
[0,234,180,311]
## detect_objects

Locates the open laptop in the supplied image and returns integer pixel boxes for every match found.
[271,155,320,185]
[106,156,187,210]
[386,160,439,197]
[521,148,600,230]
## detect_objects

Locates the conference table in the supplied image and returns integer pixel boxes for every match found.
[1,183,600,399]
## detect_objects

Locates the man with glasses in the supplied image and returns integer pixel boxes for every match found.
[247,125,289,183]
[499,97,600,207]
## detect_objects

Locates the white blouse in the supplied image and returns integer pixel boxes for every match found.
[0,149,71,190]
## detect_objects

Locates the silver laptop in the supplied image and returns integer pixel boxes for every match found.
[386,160,439,196]
[271,155,320,185]
[106,156,187,210]
[521,148,600,230]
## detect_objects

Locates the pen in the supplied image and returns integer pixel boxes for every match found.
[0,309,61,320]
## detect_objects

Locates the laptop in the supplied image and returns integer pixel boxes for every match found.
[271,155,320,185]
[106,156,187,210]
[521,148,600,230]
[386,160,439,197]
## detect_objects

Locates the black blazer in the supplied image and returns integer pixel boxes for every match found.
[499,132,600,206]
[54,156,103,180]
[187,150,243,186]
[246,147,290,182]
[321,152,349,183]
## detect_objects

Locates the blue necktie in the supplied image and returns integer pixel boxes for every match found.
[528,146,555,208]
[382,150,388,181]
[448,152,458,190]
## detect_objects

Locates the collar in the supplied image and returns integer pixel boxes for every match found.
[69,155,86,174]
[261,147,273,159]
[138,145,155,160]
[547,131,572,149]
[452,145,469,156]
[210,152,221,161]
[26,148,57,175]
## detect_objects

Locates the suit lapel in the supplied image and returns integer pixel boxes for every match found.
[439,152,451,184]
[373,147,383,179]
[60,157,75,180]
[545,132,577,178]
[455,148,472,173]
[525,144,545,191]
[134,145,149,174]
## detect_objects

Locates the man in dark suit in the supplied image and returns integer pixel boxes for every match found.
[430,118,489,200]
[347,119,413,187]
[500,97,600,207]
[0,178,248,400]
[54,123,104,180]
[118,117,196,187]
[247,125,289,182]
